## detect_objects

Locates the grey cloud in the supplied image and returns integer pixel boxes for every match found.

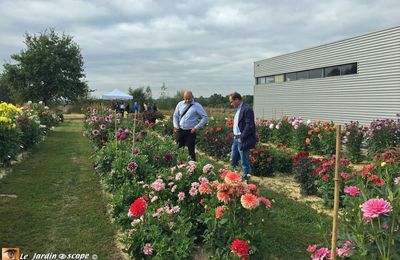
[1,0,400,98]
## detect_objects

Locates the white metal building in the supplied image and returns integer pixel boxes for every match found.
[253,26,400,125]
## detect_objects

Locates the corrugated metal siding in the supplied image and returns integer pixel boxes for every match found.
[254,26,400,125]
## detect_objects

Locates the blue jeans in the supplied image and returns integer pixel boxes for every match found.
[230,138,250,179]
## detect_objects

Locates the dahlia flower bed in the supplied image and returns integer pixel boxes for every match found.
[84,107,400,259]
[0,101,60,166]
[256,114,400,161]
[308,147,400,259]
[84,107,273,259]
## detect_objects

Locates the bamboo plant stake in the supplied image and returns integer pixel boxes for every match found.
[115,108,118,157]
[132,106,138,147]
[331,124,342,259]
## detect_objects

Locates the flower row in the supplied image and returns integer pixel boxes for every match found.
[0,101,61,166]
[84,107,273,259]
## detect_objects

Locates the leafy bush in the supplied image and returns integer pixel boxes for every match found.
[18,114,42,149]
[269,117,293,146]
[256,119,271,143]
[311,147,400,259]
[313,156,353,208]
[293,152,318,195]
[366,118,399,158]
[197,125,233,160]
[292,123,309,151]
[343,121,364,163]
[250,146,276,177]
[0,102,22,165]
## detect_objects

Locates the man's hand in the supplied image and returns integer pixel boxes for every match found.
[191,128,198,134]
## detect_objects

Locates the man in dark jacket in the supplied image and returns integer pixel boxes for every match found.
[229,92,256,180]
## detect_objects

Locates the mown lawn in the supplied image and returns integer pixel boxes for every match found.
[0,121,123,259]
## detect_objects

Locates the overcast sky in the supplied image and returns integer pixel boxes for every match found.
[1,0,399,98]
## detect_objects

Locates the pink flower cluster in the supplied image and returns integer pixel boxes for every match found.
[151,178,166,191]
[143,243,153,255]
[344,186,360,196]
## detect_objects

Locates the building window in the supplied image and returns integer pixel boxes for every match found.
[285,72,297,81]
[340,63,357,75]
[325,66,340,77]
[256,62,357,84]
[266,76,275,83]
[297,71,309,80]
[275,74,284,83]
[257,77,266,84]
[309,68,323,79]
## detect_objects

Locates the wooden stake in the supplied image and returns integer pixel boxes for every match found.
[331,124,341,259]
[115,109,118,157]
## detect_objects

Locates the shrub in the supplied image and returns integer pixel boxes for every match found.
[292,123,309,151]
[313,156,353,208]
[255,119,271,143]
[366,118,399,158]
[18,114,42,149]
[343,121,364,163]
[293,152,318,195]
[250,146,276,177]
[197,125,233,160]
[333,147,400,258]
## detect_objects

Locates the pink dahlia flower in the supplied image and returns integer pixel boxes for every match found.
[361,198,392,222]
[143,243,153,255]
[225,171,242,186]
[240,193,260,209]
[344,186,360,196]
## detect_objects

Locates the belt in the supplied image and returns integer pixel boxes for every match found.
[234,135,241,139]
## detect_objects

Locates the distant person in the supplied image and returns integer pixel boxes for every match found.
[229,92,256,180]
[153,103,158,112]
[134,102,139,113]
[173,90,208,161]
[125,103,130,113]
[119,103,125,113]
[143,102,148,112]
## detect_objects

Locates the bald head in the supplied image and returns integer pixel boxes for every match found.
[183,91,193,104]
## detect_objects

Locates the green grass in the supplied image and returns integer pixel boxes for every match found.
[0,121,122,259]
[254,187,332,259]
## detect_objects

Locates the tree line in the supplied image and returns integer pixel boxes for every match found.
[128,87,253,111]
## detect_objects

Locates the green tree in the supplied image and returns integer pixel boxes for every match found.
[129,87,147,110]
[145,86,152,101]
[207,93,227,107]
[1,29,88,104]
[0,75,12,102]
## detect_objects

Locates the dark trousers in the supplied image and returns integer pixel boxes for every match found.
[176,129,197,161]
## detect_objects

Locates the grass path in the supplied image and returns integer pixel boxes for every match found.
[0,121,123,259]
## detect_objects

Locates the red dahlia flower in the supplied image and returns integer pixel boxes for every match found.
[231,239,249,259]
[129,197,147,217]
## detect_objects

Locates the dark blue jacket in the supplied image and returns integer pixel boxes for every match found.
[238,103,257,150]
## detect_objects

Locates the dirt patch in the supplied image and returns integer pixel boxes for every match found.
[0,194,18,198]
[64,114,85,120]
[251,175,333,217]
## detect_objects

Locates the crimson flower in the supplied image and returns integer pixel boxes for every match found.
[231,239,249,259]
[129,197,147,217]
